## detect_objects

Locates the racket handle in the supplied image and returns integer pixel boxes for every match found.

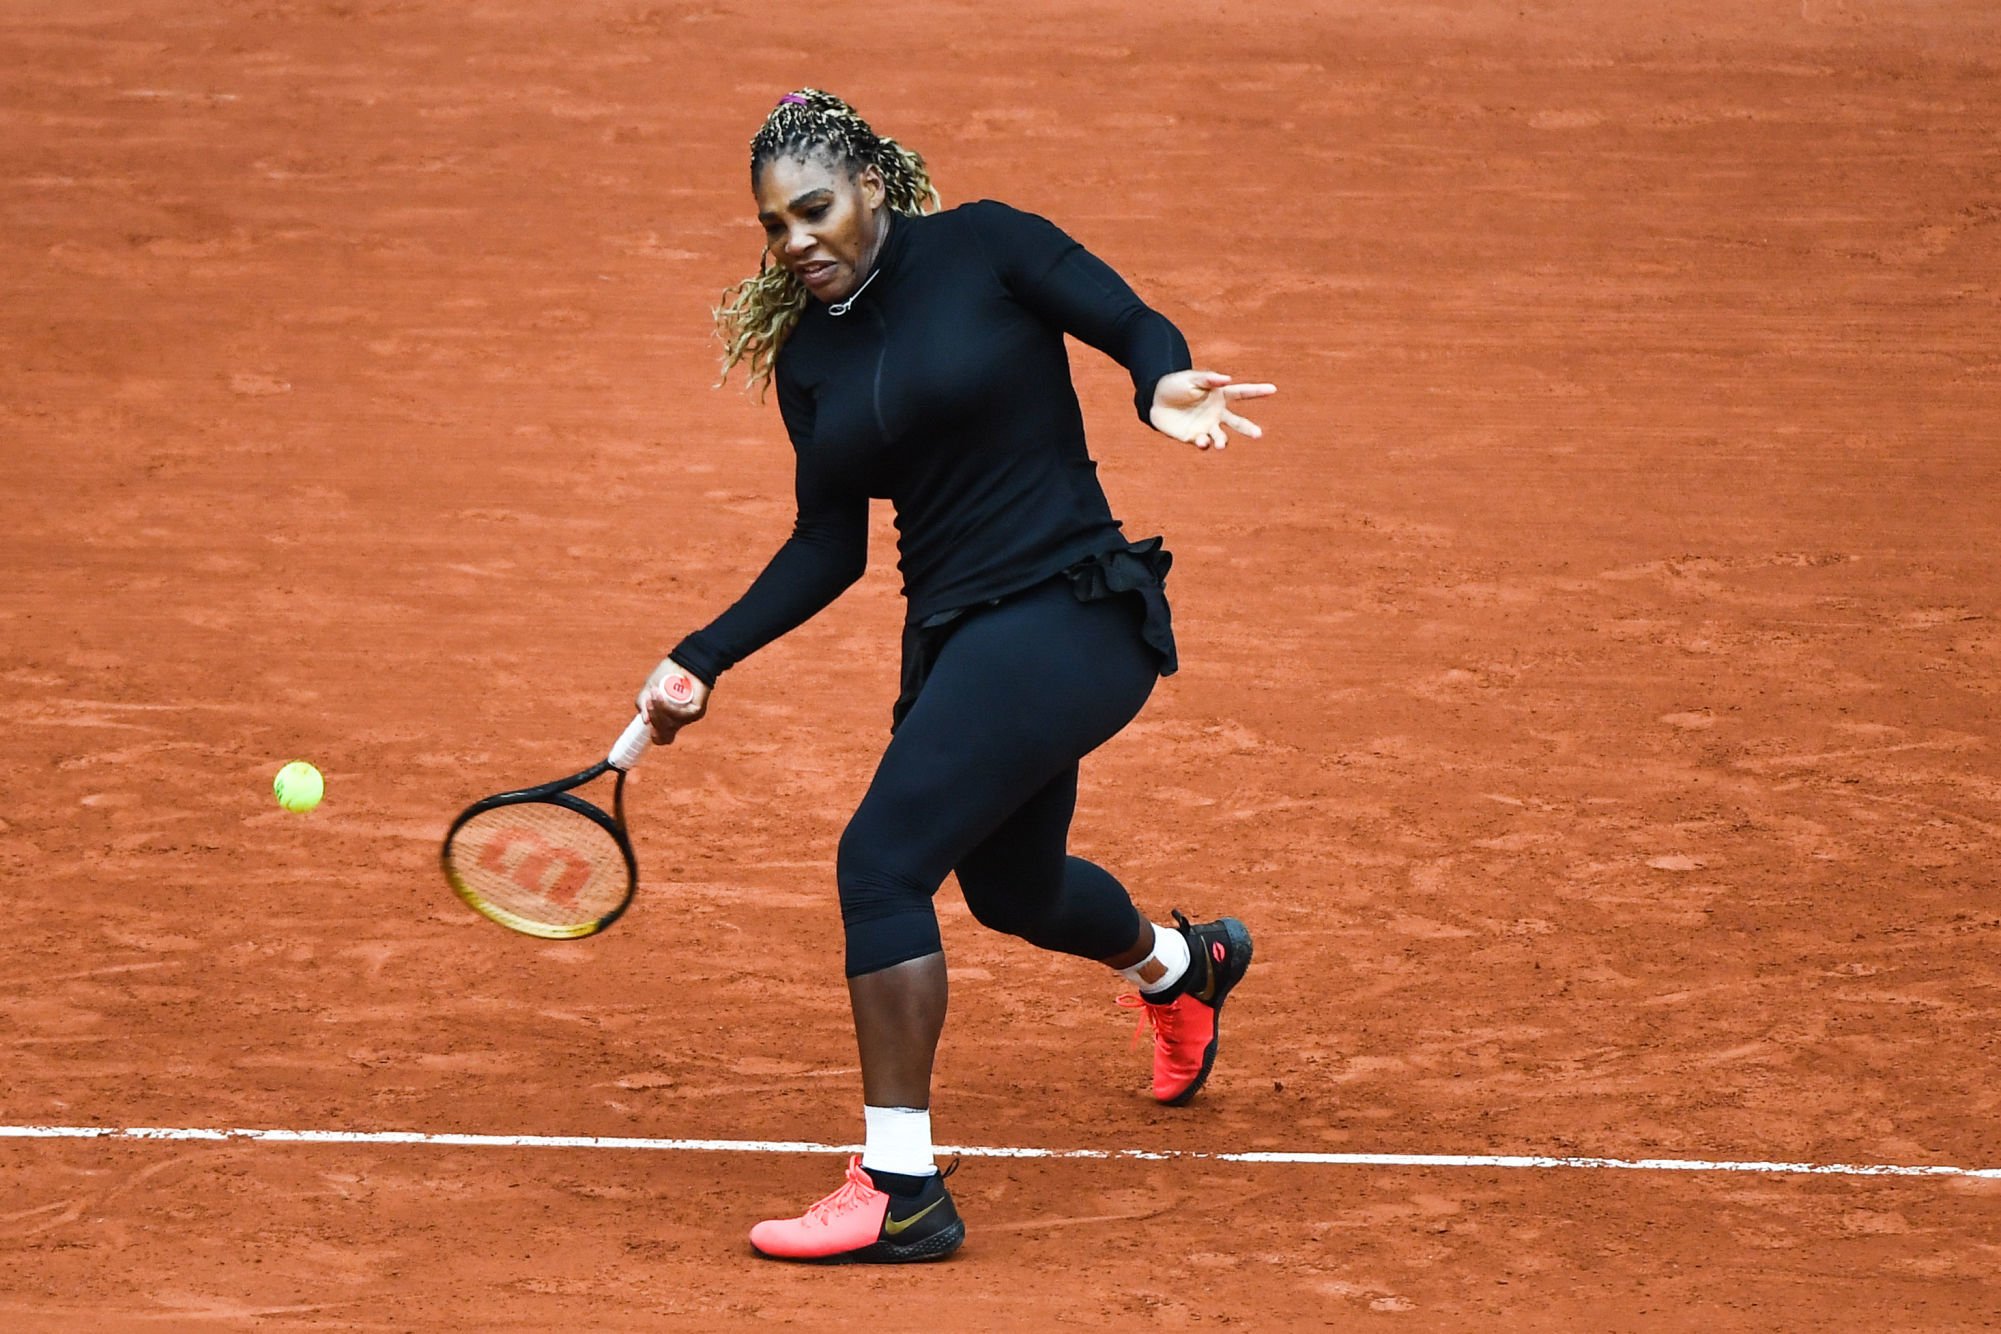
[608,711,653,771]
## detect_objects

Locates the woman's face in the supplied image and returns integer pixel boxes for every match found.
[754,152,887,303]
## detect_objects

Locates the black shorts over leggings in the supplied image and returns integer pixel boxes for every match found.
[837,572,1165,977]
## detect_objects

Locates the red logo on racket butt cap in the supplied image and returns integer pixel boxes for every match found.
[664,674,694,705]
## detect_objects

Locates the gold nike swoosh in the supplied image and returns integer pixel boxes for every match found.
[883,1196,945,1236]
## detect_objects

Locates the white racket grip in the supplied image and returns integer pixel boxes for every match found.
[608,711,654,771]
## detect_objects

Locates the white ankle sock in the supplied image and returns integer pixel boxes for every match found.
[1120,922,1191,995]
[861,1105,936,1178]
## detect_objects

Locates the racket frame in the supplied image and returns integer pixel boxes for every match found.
[442,757,638,940]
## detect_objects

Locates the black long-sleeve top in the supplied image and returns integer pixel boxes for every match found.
[669,200,1191,685]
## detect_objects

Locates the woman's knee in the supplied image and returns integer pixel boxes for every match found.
[837,820,945,976]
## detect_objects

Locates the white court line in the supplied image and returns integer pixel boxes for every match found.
[3,1124,1997,1180]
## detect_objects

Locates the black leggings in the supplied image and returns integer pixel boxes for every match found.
[837,576,1161,977]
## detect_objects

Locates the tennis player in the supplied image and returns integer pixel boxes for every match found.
[638,89,1274,1264]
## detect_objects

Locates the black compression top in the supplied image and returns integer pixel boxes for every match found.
[669,199,1192,685]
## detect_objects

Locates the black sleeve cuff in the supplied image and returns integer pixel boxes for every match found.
[666,635,724,689]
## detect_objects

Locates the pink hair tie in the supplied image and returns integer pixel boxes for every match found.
[778,93,809,106]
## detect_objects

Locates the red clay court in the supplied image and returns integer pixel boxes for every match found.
[3,1,1999,1327]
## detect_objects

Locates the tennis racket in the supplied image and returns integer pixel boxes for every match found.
[441,711,657,939]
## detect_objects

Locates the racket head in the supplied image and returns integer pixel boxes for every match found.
[441,781,636,939]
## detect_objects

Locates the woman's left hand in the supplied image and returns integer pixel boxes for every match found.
[1148,370,1277,451]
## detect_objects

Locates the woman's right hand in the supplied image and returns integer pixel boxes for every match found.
[636,657,711,745]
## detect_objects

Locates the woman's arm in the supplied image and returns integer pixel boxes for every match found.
[666,475,868,686]
[962,201,1275,449]
[962,199,1190,422]
[641,367,867,743]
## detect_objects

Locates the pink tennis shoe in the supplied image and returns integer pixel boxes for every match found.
[1119,911,1254,1105]
[749,1156,964,1264]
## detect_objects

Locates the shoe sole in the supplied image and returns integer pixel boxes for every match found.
[1161,917,1253,1107]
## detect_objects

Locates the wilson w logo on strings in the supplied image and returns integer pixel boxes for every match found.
[477,826,593,904]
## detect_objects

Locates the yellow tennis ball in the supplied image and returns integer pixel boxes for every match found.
[274,760,324,813]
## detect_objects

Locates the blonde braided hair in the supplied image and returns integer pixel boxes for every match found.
[715,89,941,393]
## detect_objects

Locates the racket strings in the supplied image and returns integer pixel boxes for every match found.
[445,800,629,932]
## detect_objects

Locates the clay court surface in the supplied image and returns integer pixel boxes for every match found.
[4,0,2000,1327]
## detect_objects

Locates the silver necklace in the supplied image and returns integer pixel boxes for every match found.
[828,266,880,317]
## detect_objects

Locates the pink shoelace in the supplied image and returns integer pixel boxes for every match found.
[1116,990,1189,1048]
[800,1158,882,1229]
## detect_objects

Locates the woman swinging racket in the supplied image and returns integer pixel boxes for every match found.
[639,89,1275,1263]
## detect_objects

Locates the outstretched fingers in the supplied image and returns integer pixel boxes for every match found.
[1221,382,1277,400]
[1221,410,1263,439]
[1158,372,1274,451]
